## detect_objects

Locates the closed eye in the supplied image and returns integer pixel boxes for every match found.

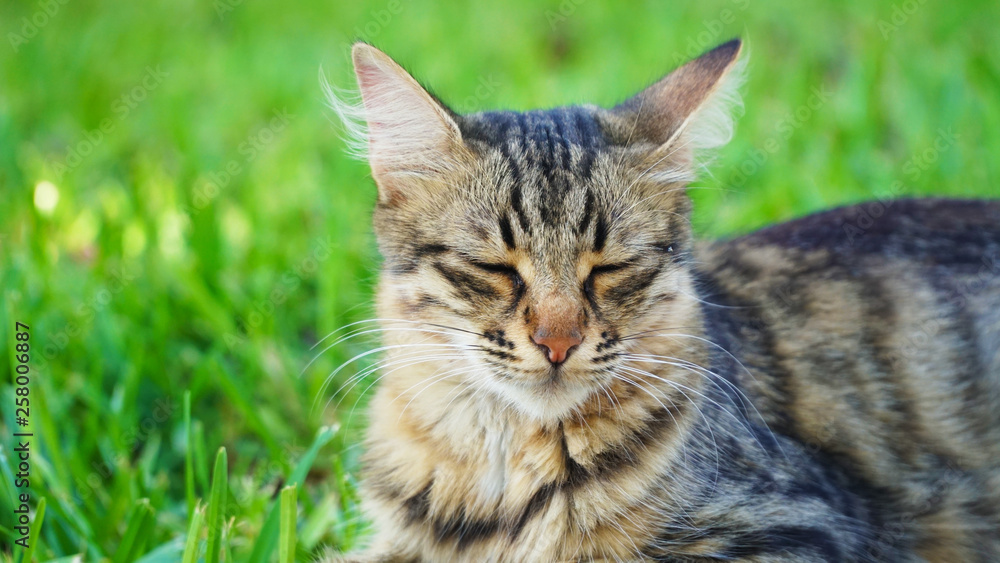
[470,261,525,288]
[589,262,631,276]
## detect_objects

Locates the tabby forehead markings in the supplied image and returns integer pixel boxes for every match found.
[463,107,608,232]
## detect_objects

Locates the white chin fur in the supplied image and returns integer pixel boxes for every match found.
[479,373,597,424]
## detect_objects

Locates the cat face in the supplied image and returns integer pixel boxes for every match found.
[337,41,743,421]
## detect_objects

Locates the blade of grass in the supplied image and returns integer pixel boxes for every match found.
[17,496,45,563]
[181,502,205,563]
[113,499,155,563]
[193,422,209,494]
[184,391,195,517]
[205,448,228,563]
[133,536,186,563]
[246,426,333,563]
[279,485,297,563]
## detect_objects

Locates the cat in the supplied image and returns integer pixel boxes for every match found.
[323,39,1000,562]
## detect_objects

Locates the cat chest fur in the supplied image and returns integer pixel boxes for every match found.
[359,370,701,561]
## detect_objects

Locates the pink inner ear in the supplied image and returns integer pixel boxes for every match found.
[352,50,460,176]
[354,64,396,145]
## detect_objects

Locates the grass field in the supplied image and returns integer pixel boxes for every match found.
[2,0,998,559]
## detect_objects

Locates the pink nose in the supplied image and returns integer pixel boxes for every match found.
[531,332,583,365]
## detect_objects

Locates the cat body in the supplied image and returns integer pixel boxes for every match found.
[328,40,1000,562]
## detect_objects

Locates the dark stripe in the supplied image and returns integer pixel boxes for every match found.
[499,214,516,249]
[510,184,530,233]
[562,402,683,490]
[434,509,498,550]
[413,243,449,257]
[583,276,602,320]
[403,483,431,522]
[701,258,798,433]
[433,262,501,300]
[425,482,557,549]
[407,293,459,314]
[556,112,572,171]
[714,526,842,560]
[592,352,620,364]
[573,110,597,178]
[484,329,515,349]
[578,189,595,234]
[367,474,406,503]
[510,482,557,538]
[561,430,589,489]
[482,348,517,361]
[593,215,608,251]
[857,273,925,467]
[495,139,523,185]
[604,266,661,308]
[931,274,989,411]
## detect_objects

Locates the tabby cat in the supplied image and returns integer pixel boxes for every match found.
[325,39,1000,562]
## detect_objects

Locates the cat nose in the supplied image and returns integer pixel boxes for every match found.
[531,330,583,365]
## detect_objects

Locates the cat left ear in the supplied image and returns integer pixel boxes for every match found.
[350,43,466,204]
[610,39,744,159]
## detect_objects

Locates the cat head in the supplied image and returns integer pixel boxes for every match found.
[332,40,744,422]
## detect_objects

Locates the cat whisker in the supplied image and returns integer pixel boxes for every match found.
[310,317,424,350]
[396,366,477,422]
[617,327,703,341]
[621,353,780,460]
[304,323,479,375]
[672,285,748,310]
[624,351,761,421]
[329,348,468,409]
[323,352,470,419]
[606,370,701,477]
[615,365,722,484]
[313,342,479,414]
[620,331,763,397]
[423,322,488,338]
[441,370,491,414]
[339,354,473,430]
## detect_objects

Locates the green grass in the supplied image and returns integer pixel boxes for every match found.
[1,0,998,560]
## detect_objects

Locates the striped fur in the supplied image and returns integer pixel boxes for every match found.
[326,41,1000,562]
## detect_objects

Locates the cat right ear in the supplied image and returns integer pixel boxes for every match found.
[344,43,466,205]
[607,39,744,178]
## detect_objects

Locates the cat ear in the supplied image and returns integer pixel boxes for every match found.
[610,39,744,174]
[348,43,465,204]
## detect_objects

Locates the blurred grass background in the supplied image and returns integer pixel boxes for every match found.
[1,0,998,559]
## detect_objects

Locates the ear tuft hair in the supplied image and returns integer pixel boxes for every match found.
[609,39,747,184]
[684,47,746,157]
[321,66,370,162]
[324,43,467,205]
